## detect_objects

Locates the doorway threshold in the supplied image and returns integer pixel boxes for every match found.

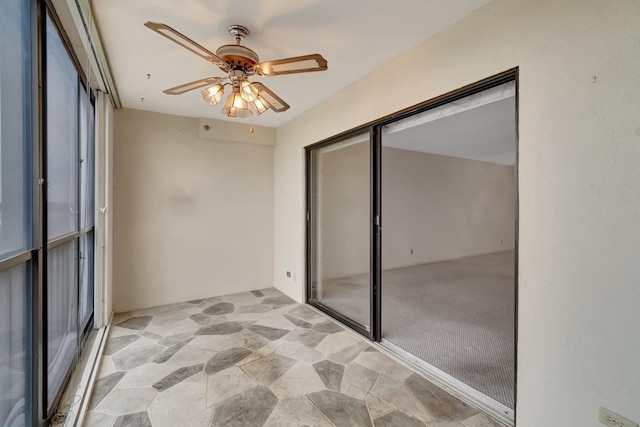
[375,339,515,427]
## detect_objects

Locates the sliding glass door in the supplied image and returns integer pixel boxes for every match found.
[307,131,374,337]
[305,70,518,422]
[0,1,33,425]
[45,11,96,413]
[1,1,100,423]
[379,81,517,411]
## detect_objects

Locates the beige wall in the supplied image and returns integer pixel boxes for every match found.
[273,0,640,426]
[315,144,515,279]
[113,108,274,312]
[382,147,515,269]
[316,140,370,280]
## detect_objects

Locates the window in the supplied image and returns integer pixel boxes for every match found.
[0,0,32,425]
[45,12,96,412]
[0,264,29,427]
[46,13,78,241]
[1,1,100,423]
[79,88,95,329]
[0,0,32,260]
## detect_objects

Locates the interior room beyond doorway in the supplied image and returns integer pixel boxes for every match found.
[381,82,517,410]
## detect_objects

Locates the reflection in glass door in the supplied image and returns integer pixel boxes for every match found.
[307,132,372,335]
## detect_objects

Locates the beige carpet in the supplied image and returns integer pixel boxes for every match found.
[382,251,515,408]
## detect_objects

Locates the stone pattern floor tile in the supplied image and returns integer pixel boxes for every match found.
[148,381,207,427]
[116,315,153,330]
[211,385,278,427]
[272,396,334,426]
[248,324,290,341]
[284,327,327,348]
[307,389,373,427]
[104,335,140,355]
[83,411,115,427]
[112,344,164,370]
[373,410,425,427]
[88,371,125,409]
[313,359,345,391]
[241,353,297,386]
[312,320,345,334]
[283,313,312,329]
[113,411,153,427]
[405,373,477,422]
[206,366,255,407]
[84,288,501,427]
[152,364,203,392]
[270,362,326,399]
[204,347,252,374]
[94,387,157,415]
[152,338,193,363]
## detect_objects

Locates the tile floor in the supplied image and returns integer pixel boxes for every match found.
[84,288,501,427]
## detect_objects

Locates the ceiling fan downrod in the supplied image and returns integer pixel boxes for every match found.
[228,25,249,45]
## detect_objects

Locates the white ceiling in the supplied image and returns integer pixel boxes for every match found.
[92,0,490,128]
[383,98,517,165]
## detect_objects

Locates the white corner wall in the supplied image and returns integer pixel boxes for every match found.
[382,147,515,270]
[113,108,274,312]
[273,0,640,426]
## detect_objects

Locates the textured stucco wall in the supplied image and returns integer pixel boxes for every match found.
[273,1,640,425]
[114,108,274,311]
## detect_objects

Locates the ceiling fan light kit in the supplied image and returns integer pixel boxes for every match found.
[253,96,269,115]
[145,21,328,119]
[222,87,252,118]
[240,80,259,102]
[201,84,224,105]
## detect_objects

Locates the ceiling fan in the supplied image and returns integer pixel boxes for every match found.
[145,22,328,118]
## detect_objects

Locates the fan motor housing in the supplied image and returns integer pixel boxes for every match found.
[216,44,259,72]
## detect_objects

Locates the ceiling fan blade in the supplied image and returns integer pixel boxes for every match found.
[163,77,223,95]
[251,82,290,112]
[145,21,224,65]
[258,54,327,76]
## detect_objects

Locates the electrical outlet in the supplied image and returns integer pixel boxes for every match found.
[410,248,414,255]
[600,407,638,427]
[286,271,291,278]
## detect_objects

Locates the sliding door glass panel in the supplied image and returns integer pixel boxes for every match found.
[0,0,31,260]
[0,2,31,425]
[46,14,79,241]
[79,88,95,229]
[380,81,517,408]
[79,88,95,329]
[0,264,27,427]
[46,240,78,411]
[309,132,371,331]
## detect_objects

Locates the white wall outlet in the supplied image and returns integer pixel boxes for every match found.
[600,407,638,427]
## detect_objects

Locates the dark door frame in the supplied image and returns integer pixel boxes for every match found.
[305,67,519,412]
[304,128,376,340]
